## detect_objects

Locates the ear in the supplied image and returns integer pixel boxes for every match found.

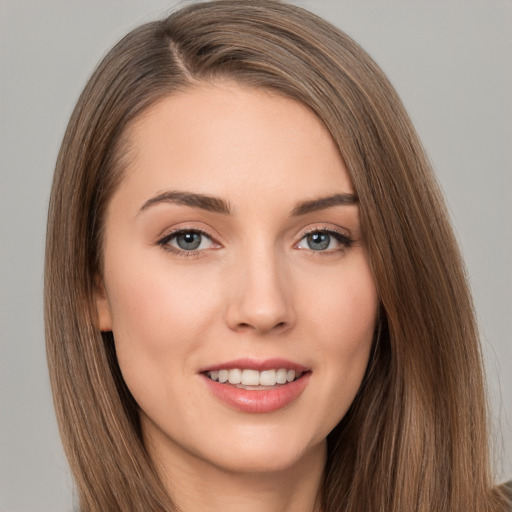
[94,276,113,332]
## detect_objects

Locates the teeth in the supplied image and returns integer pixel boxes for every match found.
[206,368,303,386]
[276,368,287,384]
[228,368,242,384]
[259,370,276,386]
[242,369,260,386]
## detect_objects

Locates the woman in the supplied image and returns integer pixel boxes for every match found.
[44,1,511,511]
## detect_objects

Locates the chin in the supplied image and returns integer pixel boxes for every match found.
[198,433,326,476]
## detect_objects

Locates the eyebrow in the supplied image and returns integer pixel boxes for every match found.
[139,191,231,215]
[291,193,358,216]
[138,190,358,216]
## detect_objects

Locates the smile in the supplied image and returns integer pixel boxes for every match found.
[201,359,311,413]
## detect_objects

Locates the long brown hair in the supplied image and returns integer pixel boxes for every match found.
[45,1,510,511]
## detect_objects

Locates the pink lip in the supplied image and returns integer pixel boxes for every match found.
[201,371,311,414]
[199,357,309,373]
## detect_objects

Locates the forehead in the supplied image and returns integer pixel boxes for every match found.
[114,81,353,213]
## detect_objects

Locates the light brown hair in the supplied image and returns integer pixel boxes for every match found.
[45,1,510,511]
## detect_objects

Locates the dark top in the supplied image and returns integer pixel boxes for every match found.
[503,480,512,511]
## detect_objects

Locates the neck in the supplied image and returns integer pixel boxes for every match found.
[148,436,326,512]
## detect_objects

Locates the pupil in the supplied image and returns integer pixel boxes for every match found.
[177,232,201,250]
[307,232,330,251]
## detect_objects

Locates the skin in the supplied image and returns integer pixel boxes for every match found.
[96,82,378,512]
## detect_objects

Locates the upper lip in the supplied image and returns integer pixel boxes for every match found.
[199,357,309,373]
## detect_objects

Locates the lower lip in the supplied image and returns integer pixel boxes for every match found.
[202,373,311,413]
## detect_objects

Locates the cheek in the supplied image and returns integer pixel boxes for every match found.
[107,257,216,335]
[331,268,377,371]
[103,254,224,385]
[303,256,378,348]
[299,257,378,425]
[103,258,226,418]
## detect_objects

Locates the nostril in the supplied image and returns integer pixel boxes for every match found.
[234,320,288,333]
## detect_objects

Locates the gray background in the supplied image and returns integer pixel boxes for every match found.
[1,1,510,510]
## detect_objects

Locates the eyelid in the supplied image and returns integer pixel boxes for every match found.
[299,224,352,241]
[300,224,350,237]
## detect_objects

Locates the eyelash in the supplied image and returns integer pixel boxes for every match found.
[157,226,354,257]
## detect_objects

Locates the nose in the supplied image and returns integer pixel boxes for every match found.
[225,246,296,335]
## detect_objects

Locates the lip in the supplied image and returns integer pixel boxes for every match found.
[199,357,309,373]
[201,370,311,414]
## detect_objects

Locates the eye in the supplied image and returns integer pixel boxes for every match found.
[159,229,216,253]
[296,230,353,252]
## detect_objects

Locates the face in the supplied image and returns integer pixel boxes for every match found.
[96,82,378,476]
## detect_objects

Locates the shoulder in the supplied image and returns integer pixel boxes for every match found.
[501,480,512,511]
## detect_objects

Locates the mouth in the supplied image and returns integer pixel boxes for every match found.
[200,358,311,413]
